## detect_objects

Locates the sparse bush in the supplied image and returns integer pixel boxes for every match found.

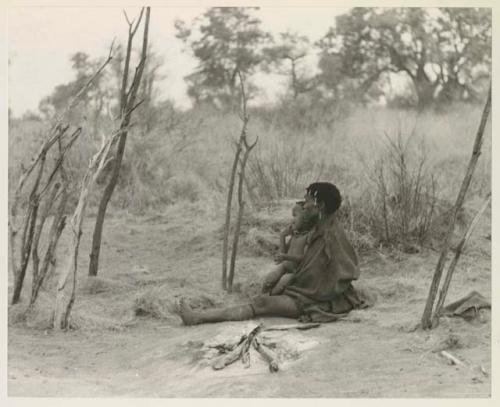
[9,102,490,252]
[164,173,208,203]
[365,128,440,247]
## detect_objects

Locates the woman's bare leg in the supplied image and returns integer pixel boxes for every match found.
[179,299,254,325]
[251,294,299,318]
[179,295,299,326]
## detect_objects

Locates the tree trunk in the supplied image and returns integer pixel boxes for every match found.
[88,7,150,277]
[414,64,436,110]
[88,127,128,276]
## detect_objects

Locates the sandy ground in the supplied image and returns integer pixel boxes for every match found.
[7,203,491,397]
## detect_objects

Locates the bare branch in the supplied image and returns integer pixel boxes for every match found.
[131,8,145,37]
[127,99,145,116]
[120,8,145,112]
[59,42,114,121]
[123,10,133,28]
[38,127,82,199]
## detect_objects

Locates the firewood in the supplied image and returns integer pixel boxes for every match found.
[212,341,247,370]
[240,324,262,368]
[253,337,279,373]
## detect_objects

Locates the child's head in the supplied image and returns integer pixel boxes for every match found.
[291,201,317,232]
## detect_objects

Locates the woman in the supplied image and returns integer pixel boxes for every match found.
[179,182,367,325]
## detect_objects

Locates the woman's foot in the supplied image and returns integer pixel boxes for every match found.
[178,299,200,326]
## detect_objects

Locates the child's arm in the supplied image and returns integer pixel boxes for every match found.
[279,225,293,253]
[275,242,308,264]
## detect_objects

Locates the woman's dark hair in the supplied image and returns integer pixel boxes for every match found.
[306,182,342,214]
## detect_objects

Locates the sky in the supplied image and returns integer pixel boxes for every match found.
[8,6,349,117]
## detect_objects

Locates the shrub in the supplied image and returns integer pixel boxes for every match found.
[9,102,490,251]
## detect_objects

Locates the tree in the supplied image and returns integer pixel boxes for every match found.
[433,8,491,104]
[317,8,491,108]
[175,7,271,109]
[88,8,150,277]
[263,31,316,99]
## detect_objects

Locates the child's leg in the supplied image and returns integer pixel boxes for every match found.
[261,264,287,294]
[270,273,294,295]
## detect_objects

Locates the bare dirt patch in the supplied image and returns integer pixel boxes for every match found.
[8,203,491,397]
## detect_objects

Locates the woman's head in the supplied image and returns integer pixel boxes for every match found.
[304,182,342,215]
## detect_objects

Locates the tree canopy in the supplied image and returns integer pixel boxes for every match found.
[175,7,270,108]
[316,7,491,107]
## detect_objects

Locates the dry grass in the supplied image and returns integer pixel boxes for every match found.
[9,103,491,249]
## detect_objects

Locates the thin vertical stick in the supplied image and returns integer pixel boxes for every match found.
[222,142,243,290]
[421,84,491,329]
[222,70,248,291]
[228,138,258,293]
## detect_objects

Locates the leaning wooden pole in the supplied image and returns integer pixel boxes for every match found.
[222,70,249,291]
[222,131,245,290]
[434,193,491,318]
[29,138,73,308]
[421,84,491,329]
[228,137,258,293]
[53,127,125,330]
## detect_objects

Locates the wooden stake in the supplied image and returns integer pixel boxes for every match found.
[421,85,491,329]
[222,140,243,290]
[53,127,125,329]
[227,137,257,292]
[223,70,257,292]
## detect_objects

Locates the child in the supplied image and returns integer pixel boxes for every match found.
[262,201,317,295]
